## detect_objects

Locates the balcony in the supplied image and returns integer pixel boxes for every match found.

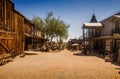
[87,31,101,38]
[111,28,120,35]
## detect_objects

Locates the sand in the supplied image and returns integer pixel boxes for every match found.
[0,49,120,79]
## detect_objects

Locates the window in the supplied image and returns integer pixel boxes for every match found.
[0,0,3,29]
[115,20,119,33]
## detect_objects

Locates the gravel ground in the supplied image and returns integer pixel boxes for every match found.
[0,49,120,79]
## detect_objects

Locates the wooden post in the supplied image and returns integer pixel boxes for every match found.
[113,39,118,62]
[83,28,85,48]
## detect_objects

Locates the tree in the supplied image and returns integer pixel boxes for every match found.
[31,16,44,36]
[44,12,69,42]
[56,20,69,48]
[44,12,57,41]
[31,12,69,43]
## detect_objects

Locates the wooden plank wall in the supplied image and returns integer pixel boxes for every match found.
[0,0,24,57]
[14,11,24,55]
[0,0,15,56]
[0,0,45,59]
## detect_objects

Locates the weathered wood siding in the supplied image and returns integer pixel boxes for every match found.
[24,20,33,34]
[14,11,24,54]
[101,20,113,36]
[24,19,33,50]
[0,0,15,57]
[0,0,45,59]
[0,0,25,58]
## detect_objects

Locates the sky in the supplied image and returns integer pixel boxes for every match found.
[12,0,120,41]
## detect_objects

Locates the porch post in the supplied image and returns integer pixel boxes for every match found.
[83,28,85,48]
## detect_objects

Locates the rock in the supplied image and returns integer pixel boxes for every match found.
[105,56,111,62]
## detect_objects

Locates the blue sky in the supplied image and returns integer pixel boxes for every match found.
[12,0,120,40]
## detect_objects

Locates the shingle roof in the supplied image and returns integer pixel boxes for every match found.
[90,14,98,23]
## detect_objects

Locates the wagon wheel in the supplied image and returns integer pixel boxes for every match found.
[0,59,6,66]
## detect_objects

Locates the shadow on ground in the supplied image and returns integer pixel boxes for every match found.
[73,51,104,58]
[24,53,38,55]
[112,62,120,67]
[73,52,87,56]
[115,68,120,70]
[73,51,120,67]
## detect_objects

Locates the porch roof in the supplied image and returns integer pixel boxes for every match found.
[24,33,34,37]
[93,36,113,40]
[83,23,103,29]
[93,35,120,40]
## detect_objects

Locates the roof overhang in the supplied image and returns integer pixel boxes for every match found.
[101,13,120,22]
[93,34,120,40]
[83,23,103,29]
[93,36,113,40]
[24,33,33,37]
[107,15,120,22]
[24,33,48,40]
[114,15,120,18]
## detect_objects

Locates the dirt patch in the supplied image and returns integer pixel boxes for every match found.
[0,49,120,79]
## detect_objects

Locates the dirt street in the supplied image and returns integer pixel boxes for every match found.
[0,50,120,79]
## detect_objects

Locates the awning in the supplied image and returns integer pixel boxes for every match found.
[93,36,113,40]
[24,33,48,41]
[93,35,120,40]
[71,43,79,46]
[24,33,33,37]
[33,35,49,41]
[83,23,103,29]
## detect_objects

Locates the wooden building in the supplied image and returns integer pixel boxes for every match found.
[82,12,120,62]
[0,0,21,61]
[100,12,120,62]
[0,0,46,64]
[67,38,81,51]
[24,18,47,51]
[82,14,103,52]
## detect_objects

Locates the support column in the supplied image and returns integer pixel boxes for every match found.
[83,28,85,48]
[113,39,118,62]
[31,38,33,50]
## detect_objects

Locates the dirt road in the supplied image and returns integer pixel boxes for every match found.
[0,50,120,79]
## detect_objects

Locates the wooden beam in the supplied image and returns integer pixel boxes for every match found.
[0,53,11,60]
[0,37,13,40]
[0,30,15,34]
[0,40,11,53]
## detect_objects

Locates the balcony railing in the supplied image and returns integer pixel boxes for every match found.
[111,28,120,35]
[87,32,101,38]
